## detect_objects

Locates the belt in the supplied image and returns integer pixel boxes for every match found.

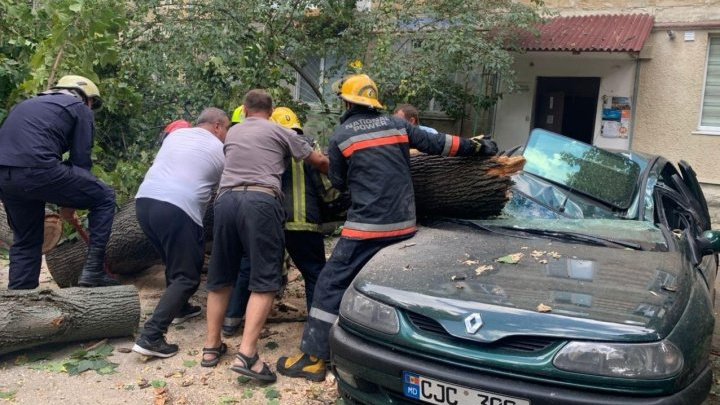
[231,185,277,198]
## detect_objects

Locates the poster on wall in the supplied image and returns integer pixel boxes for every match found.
[601,96,632,139]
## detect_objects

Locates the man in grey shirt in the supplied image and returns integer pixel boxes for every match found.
[201,89,328,383]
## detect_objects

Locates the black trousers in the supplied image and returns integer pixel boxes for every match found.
[225,230,326,320]
[136,198,204,340]
[301,235,411,360]
[0,165,115,289]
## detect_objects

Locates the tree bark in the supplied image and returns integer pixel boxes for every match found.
[45,155,525,285]
[0,203,63,254]
[410,155,525,219]
[0,286,140,356]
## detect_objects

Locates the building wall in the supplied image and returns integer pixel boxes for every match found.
[493,52,637,151]
[530,0,720,22]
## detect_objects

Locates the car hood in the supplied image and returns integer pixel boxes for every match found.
[353,222,691,343]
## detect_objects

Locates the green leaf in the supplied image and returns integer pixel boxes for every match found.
[495,253,524,264]
[0,390,16,400]
[218,396,238,405]
[264,386,280,399]
[236,376,252,384]
[183,360,197,368]
[151,380,166,388]
[68,2,83,12]
[241,389,254,399]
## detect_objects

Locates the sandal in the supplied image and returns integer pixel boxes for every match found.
[230,351,277,383]
[201,343,227,367]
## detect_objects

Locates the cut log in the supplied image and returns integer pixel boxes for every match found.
[410,155,525,219]
[45,155,525,284]
[0,204,63,254]
[0,285,140,356]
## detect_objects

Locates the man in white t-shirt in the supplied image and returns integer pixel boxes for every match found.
[132,108,229,358]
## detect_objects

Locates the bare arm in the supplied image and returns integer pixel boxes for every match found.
[304,151,329,175]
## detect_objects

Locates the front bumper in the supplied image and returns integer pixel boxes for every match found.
[330,325,711,405]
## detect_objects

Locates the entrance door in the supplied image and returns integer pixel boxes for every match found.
[533,77,601,144]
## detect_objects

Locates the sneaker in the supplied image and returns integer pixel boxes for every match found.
[277,352,326,382]
[172,304,202,325]
[132,335,179,358]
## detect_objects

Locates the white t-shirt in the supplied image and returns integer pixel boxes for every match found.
[136,127,224,226]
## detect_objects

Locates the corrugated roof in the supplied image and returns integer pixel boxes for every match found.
[525,14,655,52]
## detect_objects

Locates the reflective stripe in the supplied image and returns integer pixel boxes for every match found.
[338,128,407,151]
[341,135,409,157]
[291,160,306,224]
[286,222,320,232]
[344,220,416,231]
[341,226,417,239]
[449,136,460,156]
[309,307,338,324]
[441,134,453,156]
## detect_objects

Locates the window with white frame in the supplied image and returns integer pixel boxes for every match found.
[700,36,720,131]
[295,55,347,108]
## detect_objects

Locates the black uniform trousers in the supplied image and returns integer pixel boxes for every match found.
[136,198,204,340]
[300,235,411,360]
[0,164,115,289]
[225,230,326,321]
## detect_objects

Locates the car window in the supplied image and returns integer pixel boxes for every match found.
[523,129,641,210]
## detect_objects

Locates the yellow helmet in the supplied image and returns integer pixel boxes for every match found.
[271,107,302,131]
[53,75,102,109]
[231,105,245,124]
[339,74,384,109]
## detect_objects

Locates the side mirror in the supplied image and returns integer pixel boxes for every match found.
[698,230,720,255]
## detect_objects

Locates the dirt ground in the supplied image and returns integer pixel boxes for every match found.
[1,252,720,405]
[0,256,341,405]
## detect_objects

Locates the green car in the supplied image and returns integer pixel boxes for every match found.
[330,129,720,405]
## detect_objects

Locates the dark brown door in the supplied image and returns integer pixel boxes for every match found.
[533,77,600,144]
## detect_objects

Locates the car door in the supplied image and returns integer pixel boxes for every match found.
[677,161,712,231]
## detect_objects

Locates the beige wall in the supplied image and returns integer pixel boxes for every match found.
[527,0,720,22]
[634,30,720,184]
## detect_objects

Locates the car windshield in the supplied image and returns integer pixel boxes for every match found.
[523,129,641,210]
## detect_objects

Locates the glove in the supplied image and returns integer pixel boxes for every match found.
[470,136,498,156]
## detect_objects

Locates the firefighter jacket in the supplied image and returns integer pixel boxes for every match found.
[281,134,337,232]
[328,106,477,240]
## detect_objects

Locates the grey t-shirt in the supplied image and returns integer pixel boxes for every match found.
[219,117,313,195]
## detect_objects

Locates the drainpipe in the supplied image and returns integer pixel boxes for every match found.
[629,57,641,150]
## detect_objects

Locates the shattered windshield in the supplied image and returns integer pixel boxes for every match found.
[523,129,641,209]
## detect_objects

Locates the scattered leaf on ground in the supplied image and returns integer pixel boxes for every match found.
[264,386,281,399]
[265,341,279,350]
[154,387,169,405]
[138,378,151,389]
[151,380,167,388]
[537,303,552,313]
[461,259,479,266]
[530,250,546,259]
[242,389,254,399]
[475,265,494,275]
[181,379,193,387]
[164,369,184,378]
[183,360,197,368]
[218,396,238,404]
[187,349,199,356]
[548,251,561,259]
[237,376,252,384]
[496,253,524,264]
[0,390,16,400]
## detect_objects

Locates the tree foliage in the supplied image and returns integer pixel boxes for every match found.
[0,0,544,203]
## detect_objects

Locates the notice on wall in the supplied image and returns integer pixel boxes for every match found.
[601,96,632,139]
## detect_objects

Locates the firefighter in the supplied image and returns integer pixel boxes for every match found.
[0,75,117,289]
[221,106,330,337]
[277,74,498,381]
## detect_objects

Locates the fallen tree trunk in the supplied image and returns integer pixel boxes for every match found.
[46,155,525,286]
[0,286,140,356]
[411,155,525,219]
[0,204,63,254]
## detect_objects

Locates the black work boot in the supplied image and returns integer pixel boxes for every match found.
[77,246,119,287]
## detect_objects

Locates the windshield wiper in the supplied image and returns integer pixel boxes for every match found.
[492,226,642,250]
[436,218,643,250]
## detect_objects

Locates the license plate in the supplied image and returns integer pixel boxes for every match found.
[403,372,530,405]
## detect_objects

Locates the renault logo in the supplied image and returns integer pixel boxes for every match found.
[464,313,483,334]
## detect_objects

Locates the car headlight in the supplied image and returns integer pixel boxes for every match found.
[553,341,683,379]
[339,287,399,335]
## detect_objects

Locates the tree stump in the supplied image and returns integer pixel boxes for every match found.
[0,204,63,254]
[0,286,140,356]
